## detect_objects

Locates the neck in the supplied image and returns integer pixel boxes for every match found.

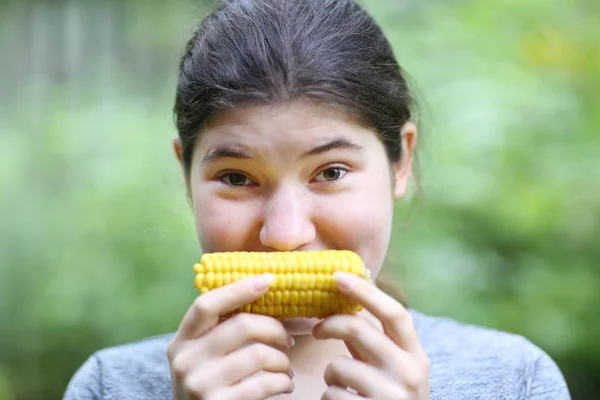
[282,311,383,374]
[285,333,349,374]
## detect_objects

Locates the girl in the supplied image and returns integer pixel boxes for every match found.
[64,0,571,399]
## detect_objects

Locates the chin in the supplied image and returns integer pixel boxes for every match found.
[281,317,322,335]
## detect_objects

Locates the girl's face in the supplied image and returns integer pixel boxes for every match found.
[176,99,415,332]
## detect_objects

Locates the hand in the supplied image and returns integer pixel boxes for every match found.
[167,274,296,400]
[313,272,430,399]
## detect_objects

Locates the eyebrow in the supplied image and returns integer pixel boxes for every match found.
[199,146,252,166]
[301,138,364,158]
[199,137,364,166]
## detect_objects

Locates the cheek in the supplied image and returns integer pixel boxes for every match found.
[316,175,394,275]
[192,188,259,253]
[351,199,394,277]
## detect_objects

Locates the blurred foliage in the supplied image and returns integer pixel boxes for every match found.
[0,0,598,399]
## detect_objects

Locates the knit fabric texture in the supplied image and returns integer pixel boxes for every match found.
[63,309,571,399]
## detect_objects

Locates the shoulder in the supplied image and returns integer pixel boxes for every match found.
[408,309,571,400]
[63,332,175,400]
[409,308,538,358]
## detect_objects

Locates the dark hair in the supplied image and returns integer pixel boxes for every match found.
[173,0,413,305]
[174,0,416,177]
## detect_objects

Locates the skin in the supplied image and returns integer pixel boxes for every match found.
[167,99,429,399]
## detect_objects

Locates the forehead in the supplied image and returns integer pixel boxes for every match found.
[196,99,376,149]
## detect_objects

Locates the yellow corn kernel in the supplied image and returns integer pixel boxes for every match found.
[193,250,370,320]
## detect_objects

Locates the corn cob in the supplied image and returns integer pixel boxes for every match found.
[193,250,370,320]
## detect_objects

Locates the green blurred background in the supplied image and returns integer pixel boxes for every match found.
[1,0,598,399]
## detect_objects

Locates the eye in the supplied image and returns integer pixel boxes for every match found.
[313,167,348,182]
[219,172,255,187]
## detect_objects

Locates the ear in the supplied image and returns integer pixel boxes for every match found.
[173,136,184,167]
[173,137,193,201]
[392,122,417,200]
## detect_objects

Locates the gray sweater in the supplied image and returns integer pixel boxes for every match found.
[63,309,571,399]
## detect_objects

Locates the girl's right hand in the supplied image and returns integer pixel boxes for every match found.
[167,273,295,400]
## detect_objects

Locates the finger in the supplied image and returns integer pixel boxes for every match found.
[334,272,421,353]
[313,315,399,367]
[187,343,292,390]
[321,386,364,400]
[204,313,294,355]
[345,341,364,362]
[208,372,294,400]
[324,356,381,397]
[324,356,403,399]
[177,274,274,340]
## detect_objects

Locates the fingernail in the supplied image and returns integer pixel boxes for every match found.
[287,335,295,347]
[251,273,273,291]
[289,368,296,378]
[334,271,358,289]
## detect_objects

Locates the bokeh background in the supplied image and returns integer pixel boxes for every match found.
[1,0,598,399]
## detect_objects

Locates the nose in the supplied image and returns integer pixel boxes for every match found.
[259,184,315,251]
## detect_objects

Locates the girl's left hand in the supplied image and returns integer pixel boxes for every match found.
[313,271,430,400]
